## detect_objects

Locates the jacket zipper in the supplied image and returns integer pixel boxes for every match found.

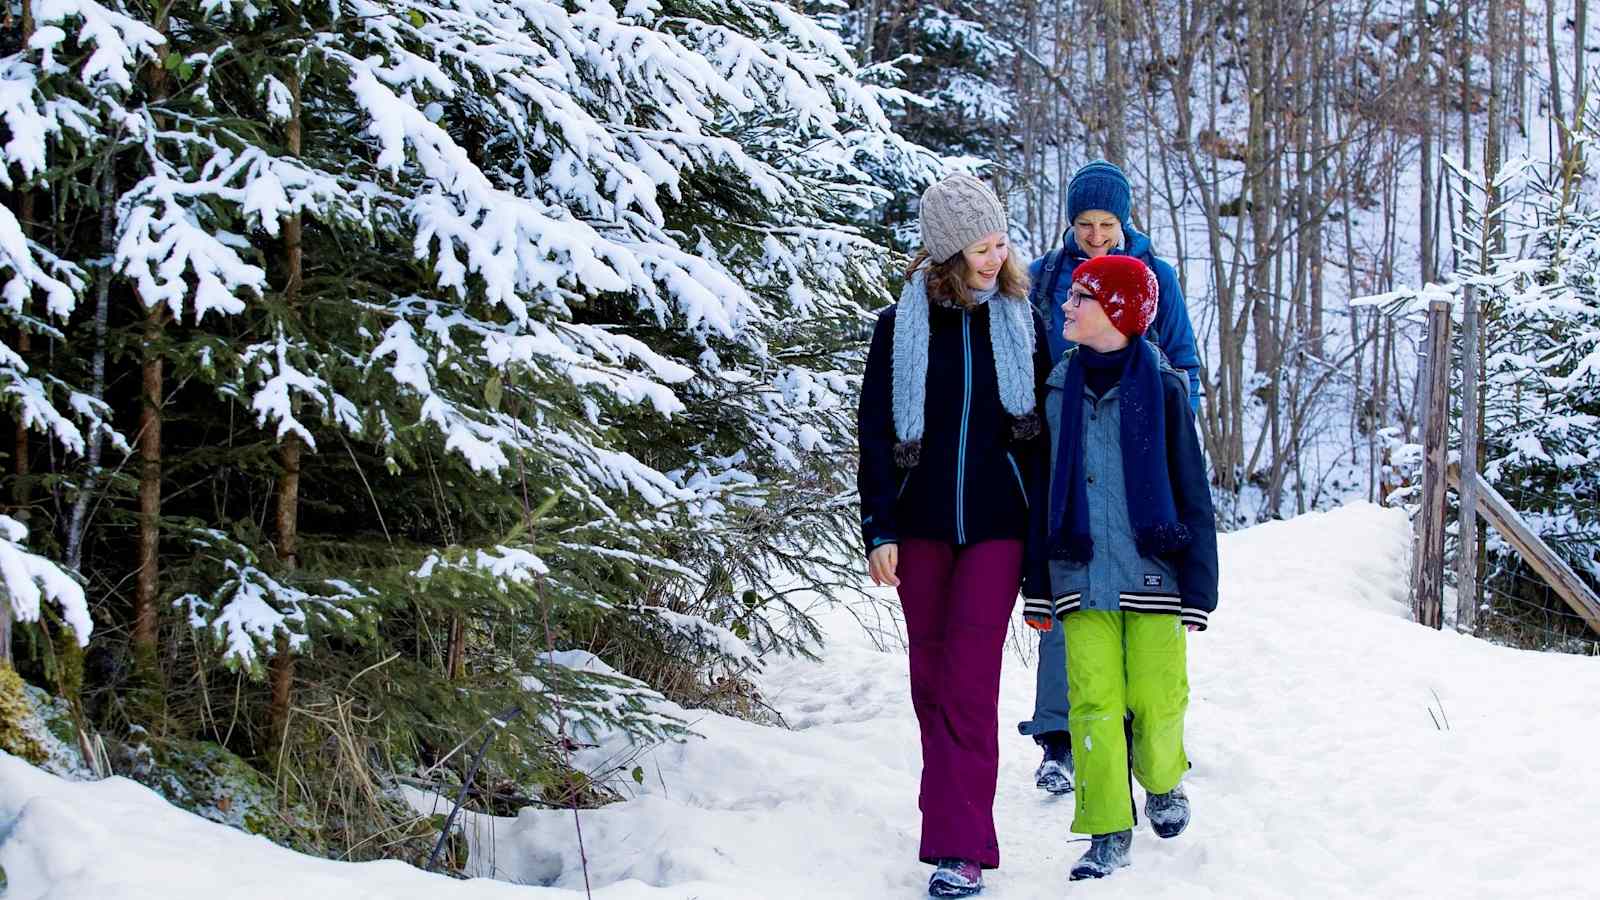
[957,312,972,544]
[1006,451,1027,508]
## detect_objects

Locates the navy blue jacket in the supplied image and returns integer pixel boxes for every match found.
[857,300,1053,557]
[1027,226,1203,411]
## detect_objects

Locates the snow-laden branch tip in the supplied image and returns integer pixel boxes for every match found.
[1349,282,1457,315]
[0,515,91,644]
[178,559,363,670]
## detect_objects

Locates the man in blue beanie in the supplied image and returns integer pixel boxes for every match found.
[1019,159,1204,795]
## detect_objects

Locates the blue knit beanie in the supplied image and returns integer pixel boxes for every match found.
[1066,160,1132,228]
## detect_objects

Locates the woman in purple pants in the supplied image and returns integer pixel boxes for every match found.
[856,174,1052,899]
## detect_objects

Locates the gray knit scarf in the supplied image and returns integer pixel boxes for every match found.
[891,271,1037,460]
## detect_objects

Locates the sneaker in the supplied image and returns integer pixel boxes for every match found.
[1033,734,1074,795]
[928,858,983,897]
[1068,830,1132,881]
[1145,783,1190,838]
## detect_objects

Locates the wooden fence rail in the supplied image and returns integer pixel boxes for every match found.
[1446,466,1600,637]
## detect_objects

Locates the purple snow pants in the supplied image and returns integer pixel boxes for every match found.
[896,537,1022,869]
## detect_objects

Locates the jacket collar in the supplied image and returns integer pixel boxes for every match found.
[1046,340,1181,391]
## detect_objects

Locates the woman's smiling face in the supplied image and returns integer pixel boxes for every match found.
[960,232,1009,290]
[1073,210,1123,259]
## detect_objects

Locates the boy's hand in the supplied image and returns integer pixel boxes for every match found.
[1186,623,1199,632]
[868,543,900,587]
[1025,615,1052,632]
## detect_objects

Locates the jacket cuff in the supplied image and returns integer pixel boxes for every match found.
[1180,607,1210,631]
[1022,597,1054,620]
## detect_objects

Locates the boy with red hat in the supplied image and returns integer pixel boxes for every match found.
[1021,253,1218,881]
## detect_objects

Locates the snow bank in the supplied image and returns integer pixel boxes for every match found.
[0,751,554,899]
[4,502,1599,898]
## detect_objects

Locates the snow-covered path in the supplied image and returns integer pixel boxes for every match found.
[4,502,1599,898]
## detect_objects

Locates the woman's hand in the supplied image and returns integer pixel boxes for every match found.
[868,543,901,587]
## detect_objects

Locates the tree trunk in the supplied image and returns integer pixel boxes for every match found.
[1309,6,1329,356]
[1417,0,1435,284]
[1549,0,1569,159]
[268,437,299,753]
[1246,0,1280,504]
[1458,0,1472,174]
[446,615,467,680]
[269,70,305,756]
[1486,0,1503,255]
[134,304,163,685]
[857,0,879,66]
[65,168,117,574]
[1458,282,1481,631]
[1515,0,1527,138]
[128,0,178,698]
[1577,0,1588,118]
[1103,0,1126,165]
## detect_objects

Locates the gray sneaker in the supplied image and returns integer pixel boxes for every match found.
[1069,830,1132,880]
[1145,783,1190,838]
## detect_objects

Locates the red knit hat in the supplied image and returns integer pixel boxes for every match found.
[1073,255,1159,337]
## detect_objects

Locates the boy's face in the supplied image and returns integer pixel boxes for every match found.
[1063,279,1120,347]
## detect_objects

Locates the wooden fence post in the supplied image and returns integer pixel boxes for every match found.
[1457,283,1481,632]
[1411,299,1453,629]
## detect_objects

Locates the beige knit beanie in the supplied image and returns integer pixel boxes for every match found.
[919,174,1008,263]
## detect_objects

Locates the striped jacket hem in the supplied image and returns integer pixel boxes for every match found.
[1025,590,1211,630]
[1117,592,1183,615]
[1051,592,1084,619]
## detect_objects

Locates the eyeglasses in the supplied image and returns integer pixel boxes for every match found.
[1066,284,1098,309]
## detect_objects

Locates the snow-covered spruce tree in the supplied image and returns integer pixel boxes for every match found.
[9,0,936,857]
[843,0,1015,247]
[1469,151,1600,649]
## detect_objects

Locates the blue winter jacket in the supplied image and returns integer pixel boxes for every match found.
[857,299,1053,557]
[1027,226,1203,411]
[1021,347,1220,628]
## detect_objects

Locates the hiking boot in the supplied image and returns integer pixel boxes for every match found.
[928,858,982,897]
[1145,783,1190,839]
[1033,733,1074,795]
[1068,830,1132,881]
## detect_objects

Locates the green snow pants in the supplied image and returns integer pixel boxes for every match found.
[1063,610,1190,835]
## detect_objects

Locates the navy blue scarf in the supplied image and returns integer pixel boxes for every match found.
[1049,340,1192,562]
